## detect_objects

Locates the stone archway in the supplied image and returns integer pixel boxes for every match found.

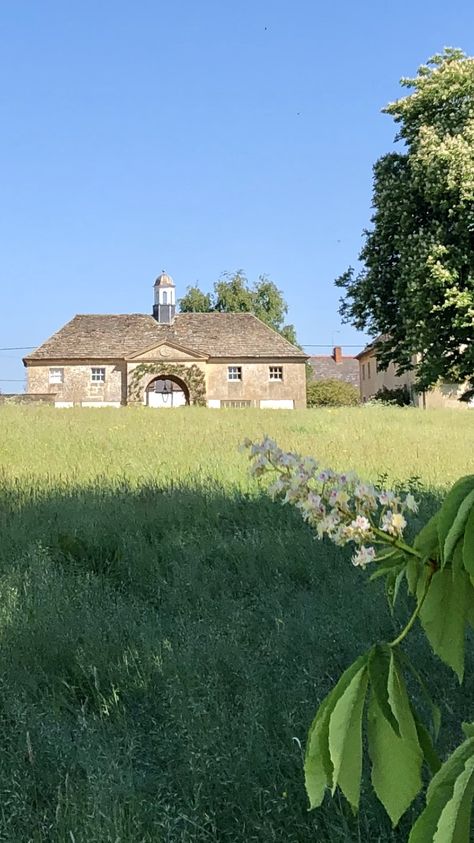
[128,363,207,406]
[145,375,190,408]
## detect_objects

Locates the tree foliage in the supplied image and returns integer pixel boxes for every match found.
[306,378,360,407]
[336,49,474,397]
[179,270,299,345]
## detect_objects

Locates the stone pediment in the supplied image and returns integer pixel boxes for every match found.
[127,340,208,362]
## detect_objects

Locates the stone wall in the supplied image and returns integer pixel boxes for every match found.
[0,393,55,405]
[206,360,307,409]
[26,361,126,405]
[26,357,307,409]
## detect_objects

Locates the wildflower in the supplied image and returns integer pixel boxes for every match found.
[404,493,419,513]
[329,489,351,510]
[378,490,396,506]
[279,452,297,468]
[352,546,376,569]
[381,510,407,536]
[350,515,371,533]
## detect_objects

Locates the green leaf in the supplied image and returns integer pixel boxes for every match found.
[414,512,440,562]
[444,489,474,565]
[409,738,474,843]
[412,710,441,775]
[399,652,441,740]
[328,664,369,810]
[370,561,405,581]
[304,653,368,809]
[419,565,469,681]
[462,723,474,739]
[406,555,424,596]
[438,476,474,568]
[368,645,400,735]
[387,567,405,613]
[367,651,423,826]
[462,504,474,576]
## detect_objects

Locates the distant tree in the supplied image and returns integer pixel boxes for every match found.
[336,48,474,398]
[178,286,213,312]
[178,270,299,345]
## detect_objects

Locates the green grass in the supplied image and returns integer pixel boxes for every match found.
[0,405,473,841]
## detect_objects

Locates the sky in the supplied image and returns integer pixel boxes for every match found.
[1,0,474,388]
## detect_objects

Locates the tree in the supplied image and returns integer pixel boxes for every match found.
[178,270,299,345]
[336,48,474,398]
[177,286,213,313]
[306,378,360,407]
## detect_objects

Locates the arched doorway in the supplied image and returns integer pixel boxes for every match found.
[145,375,190,408]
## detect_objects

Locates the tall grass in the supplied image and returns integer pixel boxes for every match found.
[0,406,473,841]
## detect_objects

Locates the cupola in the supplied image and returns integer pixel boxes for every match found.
[153,271,176,323]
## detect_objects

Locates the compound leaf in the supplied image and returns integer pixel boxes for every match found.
[462,505,474,576]
[409,737,474,843]
[328,663,369,810]
[304,653,368,809]
[444,489,474,565]
[368,644,400,735]
[367,651,423,826]
[438,476,474,568]
[419,565,468,682]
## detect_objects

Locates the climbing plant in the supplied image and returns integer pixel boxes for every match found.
[128,363,206,406]
[244,436,474,842]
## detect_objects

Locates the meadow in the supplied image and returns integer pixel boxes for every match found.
[0,405,473,842]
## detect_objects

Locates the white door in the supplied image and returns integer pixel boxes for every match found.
[146,380,187,408]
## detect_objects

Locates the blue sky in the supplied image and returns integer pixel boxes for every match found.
[1,0,473,387]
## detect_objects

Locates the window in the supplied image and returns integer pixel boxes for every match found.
[221,400,251,408]
[367,362,371,379]
[227,366,242,381]
[91,367,106,383]
[162,291,168,304]
[269,366,283,381]
[49,367,64,385]
[362,364,366,381]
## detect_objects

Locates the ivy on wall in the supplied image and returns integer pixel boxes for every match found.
[128,363,207,406]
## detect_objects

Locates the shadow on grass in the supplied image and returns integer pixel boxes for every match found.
[0,478,471,842]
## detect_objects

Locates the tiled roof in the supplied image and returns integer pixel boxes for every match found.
[24,313,307,361]
[309,354,360,387]
[354,335,386,360]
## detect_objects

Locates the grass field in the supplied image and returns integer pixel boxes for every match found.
[0,405,473,842]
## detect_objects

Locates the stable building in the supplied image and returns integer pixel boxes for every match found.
[24,272,308,409]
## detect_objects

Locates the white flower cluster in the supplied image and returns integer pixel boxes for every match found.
[243,437,418,569]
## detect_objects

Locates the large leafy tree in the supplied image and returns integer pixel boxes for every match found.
[179,270,299,345]
[336,48,474,398]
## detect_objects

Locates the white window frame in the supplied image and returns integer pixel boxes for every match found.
[49,367,64,385]
[269,366,283,381]
[91,367,106,383]
[227,365,242,382]
[221,399,251,408]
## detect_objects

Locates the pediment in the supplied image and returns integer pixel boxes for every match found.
[127,340,208,362]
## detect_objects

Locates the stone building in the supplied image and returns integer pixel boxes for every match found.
[356,338,470,408]
[24,273,308,409]
[308,346,360,388]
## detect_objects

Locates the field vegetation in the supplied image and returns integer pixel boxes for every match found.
[0,405,473,841]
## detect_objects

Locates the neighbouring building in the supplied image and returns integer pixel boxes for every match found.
[356,338,471,408]
[308,346,360,389]
[23,272,308,409]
